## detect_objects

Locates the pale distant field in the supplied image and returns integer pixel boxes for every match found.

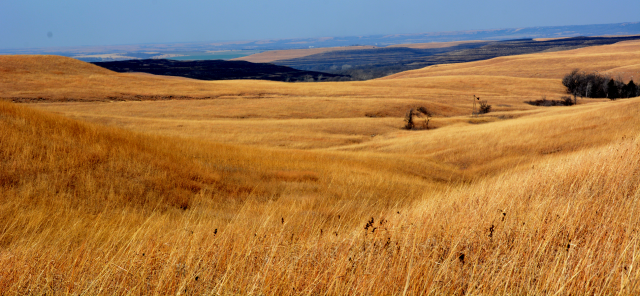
[386,40,486,49]
[231,45,379,63]
[233,41,486,63]
[1,40,640,295]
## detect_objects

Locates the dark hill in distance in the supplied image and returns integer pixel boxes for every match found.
[92,59,349,82]
[92,35,640,82]
[275,35,640,80]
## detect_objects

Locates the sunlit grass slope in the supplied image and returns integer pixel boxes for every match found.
[15,41,638,151]
[0,100,448,294]
[2,91,640,295]
[28,72,566,149]
[1,54,562,115]
[338,98,640,177]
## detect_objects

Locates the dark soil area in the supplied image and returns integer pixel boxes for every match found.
[92,59,349,82]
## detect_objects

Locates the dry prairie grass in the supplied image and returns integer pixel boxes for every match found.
[337,99,640,177]
[3,93,640,295]
[2,42,640,295]
[27,73,572,150]
[16,53,570,149]
[1,55,564,112]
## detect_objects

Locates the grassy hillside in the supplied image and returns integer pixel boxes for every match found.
[2,90,640,295]
[24,74,565,149]
[19,40,639,150]
[1,40,640,294]
[0,54,561,105]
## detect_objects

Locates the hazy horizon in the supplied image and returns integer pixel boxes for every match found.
[2,0,640,50]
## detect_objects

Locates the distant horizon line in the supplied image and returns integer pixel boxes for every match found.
[2,20,639,53]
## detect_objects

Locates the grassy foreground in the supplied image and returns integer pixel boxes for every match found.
[2,96,640,294]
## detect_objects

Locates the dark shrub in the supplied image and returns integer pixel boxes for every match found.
[479,100,491,114]
[607,79,619,100]
[526,96,574,107]
[416,106,431,117]
[404,108,414,130]
[624,80,638,98]
[561,96,574,106]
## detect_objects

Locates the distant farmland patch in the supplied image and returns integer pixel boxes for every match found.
[168,50,263,61]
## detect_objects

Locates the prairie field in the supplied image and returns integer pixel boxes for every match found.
[1,40,640,295]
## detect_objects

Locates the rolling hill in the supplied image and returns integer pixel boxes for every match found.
[1,38,640,294]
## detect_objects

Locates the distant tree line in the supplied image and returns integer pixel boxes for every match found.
[562,69,639,101]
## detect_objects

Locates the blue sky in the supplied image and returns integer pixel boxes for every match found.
[1,0,639,49]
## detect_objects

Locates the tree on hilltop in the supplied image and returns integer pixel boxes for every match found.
[607,79,619,100]
[562,69,580,104]
[624,80,638,98]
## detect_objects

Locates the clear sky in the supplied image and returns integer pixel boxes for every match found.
[1,0,639,49]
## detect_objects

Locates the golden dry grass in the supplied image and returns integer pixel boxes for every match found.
[2,41,640,295]
[3,93,640,295]
[2,53,575,150]
[1,55,560,106]
[25,71,573,151]
[3,55,559,113]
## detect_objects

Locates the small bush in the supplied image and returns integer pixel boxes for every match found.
[416,106,431,117]
[404,106,433,130]
[561,96,574,106]
[479,100,491,114]
[404,108,414,130]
